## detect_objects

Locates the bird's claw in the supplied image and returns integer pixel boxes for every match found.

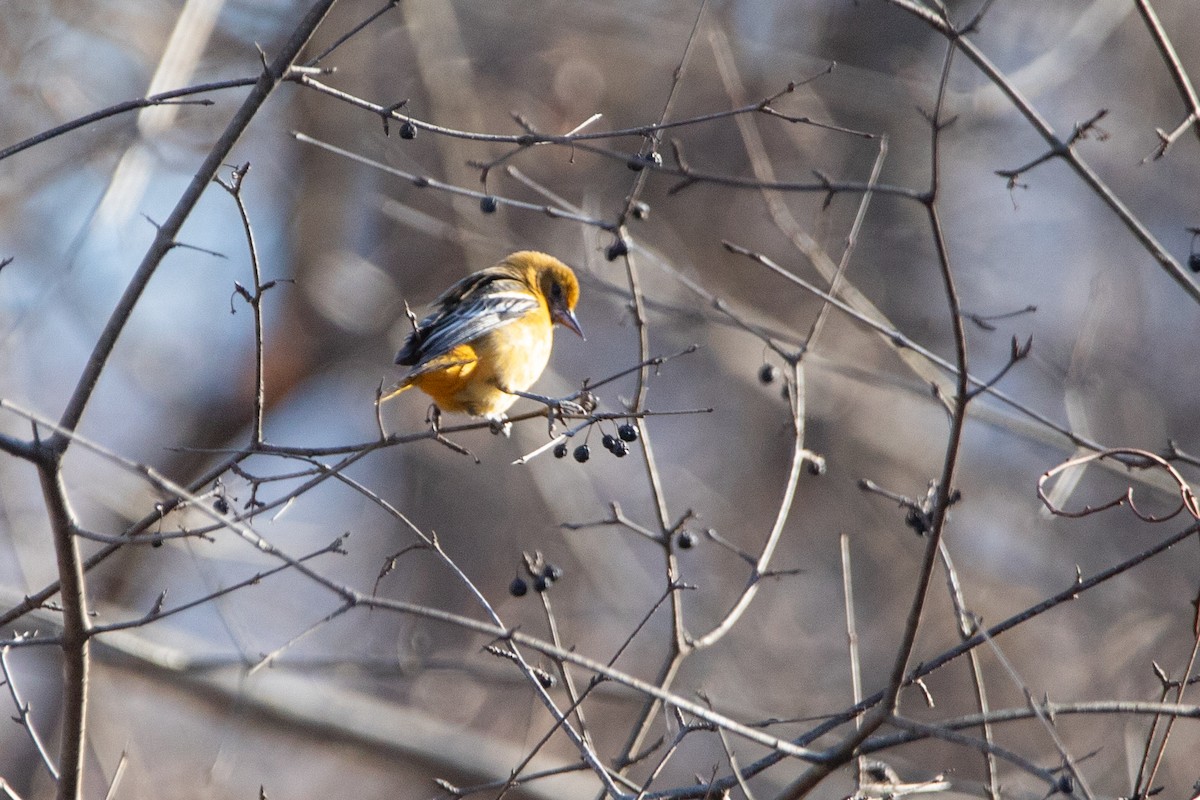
[548,398,587,418]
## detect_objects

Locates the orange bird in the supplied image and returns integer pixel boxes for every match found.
[383,251,584,427]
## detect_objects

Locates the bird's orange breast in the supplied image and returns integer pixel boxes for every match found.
[407,307,554,417]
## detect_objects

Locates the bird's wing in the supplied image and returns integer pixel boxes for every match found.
[397,288,540,370]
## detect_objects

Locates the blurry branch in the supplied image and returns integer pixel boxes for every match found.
[688,360,807,649]
[803,134,888,350]
[0,78,256,163]
[840,535,866,795]
[537,588,596,752]
[1,416,625,791]
[33,442,88,800]
[293,132,615,231]
[1038,449,1200,523]
[53,0,339,442]
[0,432,37,460]
[869,701,1200,745]
[1133,0,1200,160]
[719,242,1183,494]
[434,764,596,800]
[935,543,999,800]
[884,26,970,723]
[0,643,59,781]
[294,75,921,200]
[83,538,345,638]
[884,717,1061,789]
[708,697,759,800]
[215,163,273,445]
[0,452,250,629]
[698,520,1200,800]
[976,629,1097,799]
[606,5,708,782]
[281,466,626,796]
[493,585,684,799]
[882,0,1200,304]
[995,109,1109,184]
[249,602,357,675]
[563,502,663,544]
[1132,611,1200,799]
[781,41,974,799]
[0,8,339,794]
[304,0,400,67]
[296,69,863,143]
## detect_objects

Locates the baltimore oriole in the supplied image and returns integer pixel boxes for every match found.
[382,251,584,426]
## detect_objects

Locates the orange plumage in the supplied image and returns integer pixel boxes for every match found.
[383,251,583,423]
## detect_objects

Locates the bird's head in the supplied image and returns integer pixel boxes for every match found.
[515,252,584,339]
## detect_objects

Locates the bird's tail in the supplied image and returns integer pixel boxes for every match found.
[379,379,413,403]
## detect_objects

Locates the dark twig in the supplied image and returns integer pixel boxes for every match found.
[1133,0,1200,160]
[54,0,340,444]
[0,643,59,780]
[303,0,399,67]
[0,79,255,163]
[882,0,1200,303]
[214,163,272,444]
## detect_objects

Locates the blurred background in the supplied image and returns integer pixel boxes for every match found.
[1,0,1199,797]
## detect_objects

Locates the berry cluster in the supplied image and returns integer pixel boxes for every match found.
[510,559,564,597]
[553,423,640,463]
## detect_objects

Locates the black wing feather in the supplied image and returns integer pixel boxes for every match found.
[396,272,538,369]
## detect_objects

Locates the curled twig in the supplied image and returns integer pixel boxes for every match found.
[1039,448,1200,522]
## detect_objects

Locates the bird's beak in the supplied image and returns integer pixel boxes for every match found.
[554,308,585,340]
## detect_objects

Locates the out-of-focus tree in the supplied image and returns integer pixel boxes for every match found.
[1,1,1199,799]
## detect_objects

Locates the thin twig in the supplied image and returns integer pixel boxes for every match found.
[688,357,807,649]
[882,0,1200,303]
[840,534,865,794]
[0,644,59,780]
[53,1,339,442]
[214,163,269,444]
[1133,0,1200,159]
[0,78,256,163]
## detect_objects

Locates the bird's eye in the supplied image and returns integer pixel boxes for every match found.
[550,283,563,299]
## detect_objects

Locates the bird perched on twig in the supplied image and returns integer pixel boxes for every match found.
[382,251,584,431]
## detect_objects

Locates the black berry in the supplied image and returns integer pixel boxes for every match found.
[509,577,528,597]
[601,434,618,451]
[553,442,568,459]
[534,575,552,593]
[542,563,563,582]
[213,497,230,515]
[573,444,590,463]
[627,152,661,171]
[618,423,639,442]
[759,364,777,384]
[905,508,929,535]
[610,440,628,457]
[605,239,628,261]
[677,530,697,549]
[479,195,498,214]
[399,121,417,139]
